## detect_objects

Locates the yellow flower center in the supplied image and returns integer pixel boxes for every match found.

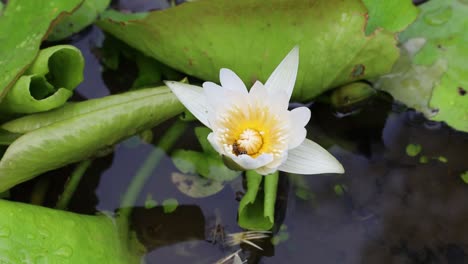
[233,129,264,156]
[215,103,288,158]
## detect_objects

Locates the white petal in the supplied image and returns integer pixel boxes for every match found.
[264,46,299,100]
[202,81,228,111]
[248,81,268,105]
[203,81,224,95]
[268,90,289,110]
[164,81,210,128]
[288,107,311,149]
[279,139,344,174]
[288,127,307,149]
[229,153,274,170]
[255,166,277,175]
[290,106,311,127]
[207,132,222,153]
[220,68,248,94]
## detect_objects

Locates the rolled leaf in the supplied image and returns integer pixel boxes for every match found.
[96,0,402,101]
[238,171,279,230]
[0,199,141,263]
[0,87,183,192]
[47,0,111,41]
[0,45,84,114]
[0,0,83,102]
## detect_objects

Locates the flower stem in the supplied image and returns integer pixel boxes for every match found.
[55,159,92,210]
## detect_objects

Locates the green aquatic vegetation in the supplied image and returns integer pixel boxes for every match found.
[238,171,279,230]
[362,0,419,35]
[170,127,240,197]
[47,0,111,41]
[419,155,429,164]
[0,0,82,102]
[0,199,141,263]
[172,127,241,182]
[0,45,84,115]
[162,198,179,214]
[330,82,377,110]
[171,172,225,198]
[144,194,158,209]
[406,143,422,157]
[271,224,290,246]
[333,184,346,196]
[96,0,408,101]
[0,87,183,192]
[437,156,448,163]
[377,0,468,132]
[461,171,468,184]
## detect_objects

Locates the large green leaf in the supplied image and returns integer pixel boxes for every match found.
[47,0,111,41]
[238,171,279,230]
[0,45,84,115]
[377,0,468,132]
[362,0,419,35]
[0,199,140,263]
[0,0,83,102]
[0,87,183,192]
[97,0,401,101]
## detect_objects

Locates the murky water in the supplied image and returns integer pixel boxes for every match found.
[8,1,468,263]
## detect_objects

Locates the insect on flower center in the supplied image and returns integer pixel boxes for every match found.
[232,129,264,156]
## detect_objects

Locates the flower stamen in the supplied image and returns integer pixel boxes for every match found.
[232,129,264,156]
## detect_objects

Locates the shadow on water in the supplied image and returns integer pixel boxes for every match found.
[7,0,468,263]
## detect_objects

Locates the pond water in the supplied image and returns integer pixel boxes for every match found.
[7,0,468,263]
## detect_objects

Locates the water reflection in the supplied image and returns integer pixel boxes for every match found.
[130,205,205,250]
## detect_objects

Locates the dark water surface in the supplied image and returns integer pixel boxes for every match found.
[9,1,468,263]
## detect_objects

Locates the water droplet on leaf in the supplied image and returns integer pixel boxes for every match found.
[54,245,73,258]
[0,226,11,237]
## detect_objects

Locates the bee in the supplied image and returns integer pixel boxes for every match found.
[232,142,247,156]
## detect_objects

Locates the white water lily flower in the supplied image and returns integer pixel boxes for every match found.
[165,47,344,175]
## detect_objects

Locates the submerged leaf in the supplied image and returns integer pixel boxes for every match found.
[0,199,141,263]
[171,172,224,198]
[0,87,183,192]
[0,0,83,102]
[97,0,401,101]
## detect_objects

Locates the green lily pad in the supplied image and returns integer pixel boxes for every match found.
[97,0,402,101]
[0,199,141,263]
[377,0,468,132]
[363,0,419,35]
[0,0,83,102]
[47,0,111,41]
[0,87,183,192]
